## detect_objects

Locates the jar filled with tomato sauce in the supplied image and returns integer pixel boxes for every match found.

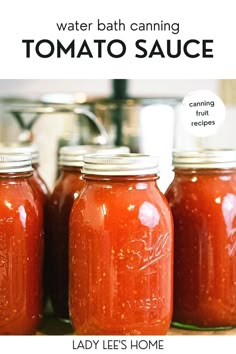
[0,145,50,306]
[48,145,129,321]
[69,154,173,335]
[0,153,44,334]
[165,150,236,330]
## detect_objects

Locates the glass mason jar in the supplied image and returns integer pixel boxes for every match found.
[0,153,44,334]
[69,154,173,335]
[165,150,236,330]
[48,145,129,321]
[0,145,50,307]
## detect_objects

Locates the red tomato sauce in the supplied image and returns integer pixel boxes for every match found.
[0,172,44,334]
[166,168,236,328]
[30,164,50,308]
[48,166,85,320]
[31,165,50,202]
[70,175,173,335]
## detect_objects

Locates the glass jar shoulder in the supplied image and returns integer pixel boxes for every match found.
[71,179,172,230]
[52,170,84,200]
[49,172,85,223]
[73,178,162,204]
[166,170,236,205]
[0,177,43,244]
[0,178,38,210]
[32,169,50,198]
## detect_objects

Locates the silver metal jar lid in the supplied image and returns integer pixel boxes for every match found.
[59,145,130,167]
[173,150,236,169]
[82,153,159,176]
[0,144,39,165]
[0,153,33,173]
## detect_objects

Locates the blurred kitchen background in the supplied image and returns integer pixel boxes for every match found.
[0,79,235,192]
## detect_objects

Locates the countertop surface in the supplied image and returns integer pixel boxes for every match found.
[37,316,236,335]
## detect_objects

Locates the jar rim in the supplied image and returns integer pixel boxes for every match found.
[0,153,32,173]
[173,149,236,169]
[82,153,159,176]
[59,145,130,167]
[0,144,39,164]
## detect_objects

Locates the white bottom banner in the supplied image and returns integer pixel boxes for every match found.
[0,335,235,354]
